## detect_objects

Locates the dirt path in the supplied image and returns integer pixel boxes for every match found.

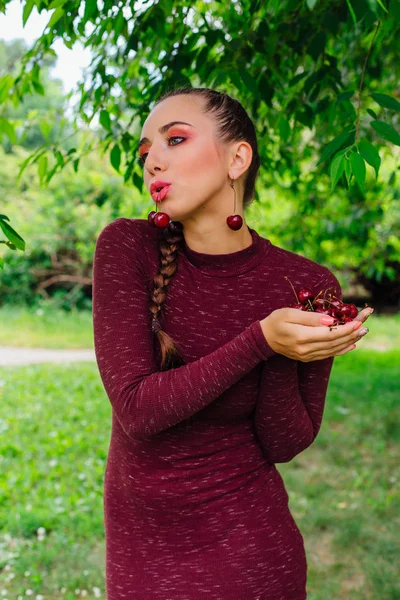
[0,346,95,366]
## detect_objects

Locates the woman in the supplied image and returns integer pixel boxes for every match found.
[92,87,373,599]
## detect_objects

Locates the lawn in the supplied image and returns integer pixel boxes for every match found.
[0,307,399,599]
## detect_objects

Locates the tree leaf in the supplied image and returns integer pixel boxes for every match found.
[31,79,45,95]
[367,108,378,119]
[38,154,48,184]
[0,117,17,144]
[0,219,25,251]
[349,152,366,193]
[358,140,381,179]
[345,0,358,24]
[318,127,355,165]
[336,90,354,104]
[307,0,319,8]
[278,116,291,142]
[371,92,400,112]
[344,157,352,188]
[132,171,143,193]
[99,109,111,131]
[22,0,35,27]
[110,144,121,172]
[84,0,98,21]
[46,7,65,30]
[48,0,66,8]
[329,152,346,194]
[375,0,389,13]
[370,120,400,145]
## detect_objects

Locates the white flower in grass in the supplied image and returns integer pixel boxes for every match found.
[36,527,46,536]
[36,596,44,600]
[24,571,31,577]
[25,590,33,596]
[49,459,57,467]
[92,588,101,598]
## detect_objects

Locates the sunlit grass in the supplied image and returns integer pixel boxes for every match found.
[0,310,399,599]
[0,302,398,352]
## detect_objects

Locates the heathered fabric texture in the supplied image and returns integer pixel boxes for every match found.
[92,217,342,600]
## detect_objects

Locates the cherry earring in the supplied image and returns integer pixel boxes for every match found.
[148,201,183,233]
[148,202,170,228]
[226,178,243,230]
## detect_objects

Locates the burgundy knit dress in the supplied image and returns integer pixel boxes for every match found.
[92,217,341,600]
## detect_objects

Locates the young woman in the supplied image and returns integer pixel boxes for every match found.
[92,87,373,599]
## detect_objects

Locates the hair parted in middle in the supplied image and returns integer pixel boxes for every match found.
[146,86,261,371]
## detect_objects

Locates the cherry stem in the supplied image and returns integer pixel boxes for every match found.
[324,298,340,308]
[314,289,324,301]
[307,299,314,311]
[284,276,299,303]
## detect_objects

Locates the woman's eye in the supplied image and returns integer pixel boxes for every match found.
[137,136,185,167]
[168,135,185,146]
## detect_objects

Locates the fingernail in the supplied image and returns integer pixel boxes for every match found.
[359,327,369,336]
[353,321,362,330]
[321,315,335,325]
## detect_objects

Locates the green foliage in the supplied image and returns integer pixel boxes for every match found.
[1,0,399,194]
[0,0,399,298]
[248,148,400,306]
[0,145,145,309]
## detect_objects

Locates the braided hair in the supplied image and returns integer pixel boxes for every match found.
[148,87,261,371]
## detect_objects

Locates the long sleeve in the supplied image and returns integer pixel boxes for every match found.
[253,267,342,464]
[92,218,276,441]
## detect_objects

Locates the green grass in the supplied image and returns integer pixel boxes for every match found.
[280,347,400,599]
[0,302,398,351]
[0,309,399,599]
[0,303,93,349]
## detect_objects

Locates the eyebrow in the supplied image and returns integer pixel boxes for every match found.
[138,121,195,150]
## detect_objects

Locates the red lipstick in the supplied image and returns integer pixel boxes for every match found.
[150,180,172,202]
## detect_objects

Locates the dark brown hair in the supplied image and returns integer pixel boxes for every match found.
[148,87,261,371]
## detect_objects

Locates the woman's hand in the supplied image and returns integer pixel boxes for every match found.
[260,306,374,362]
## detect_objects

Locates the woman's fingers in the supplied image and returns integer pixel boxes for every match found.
[300,341,357,361]
[334,343,357,356]
[301,325,365,355]
[291,319,362,347]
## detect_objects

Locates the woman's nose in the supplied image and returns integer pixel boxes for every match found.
[145,146,166,174]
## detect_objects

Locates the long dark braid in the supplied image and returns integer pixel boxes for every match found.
[149,225,186,371]
[148,87,261,371]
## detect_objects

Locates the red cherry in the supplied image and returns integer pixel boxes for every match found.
[330,299,343,310]
[154,212,170,228]
[348,304,359,319]
[168,220,183,233]
[290,303,308,310]
[298,288,314,304]
[313,298,326,309]
[226,215,243,230]
[342,316,353,323]
[148,211,157,226]
[338,304,354,318]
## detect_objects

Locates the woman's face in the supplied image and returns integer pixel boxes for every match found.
[138,95,238,225]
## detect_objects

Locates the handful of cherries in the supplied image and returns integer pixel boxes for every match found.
[284,276,368,327]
